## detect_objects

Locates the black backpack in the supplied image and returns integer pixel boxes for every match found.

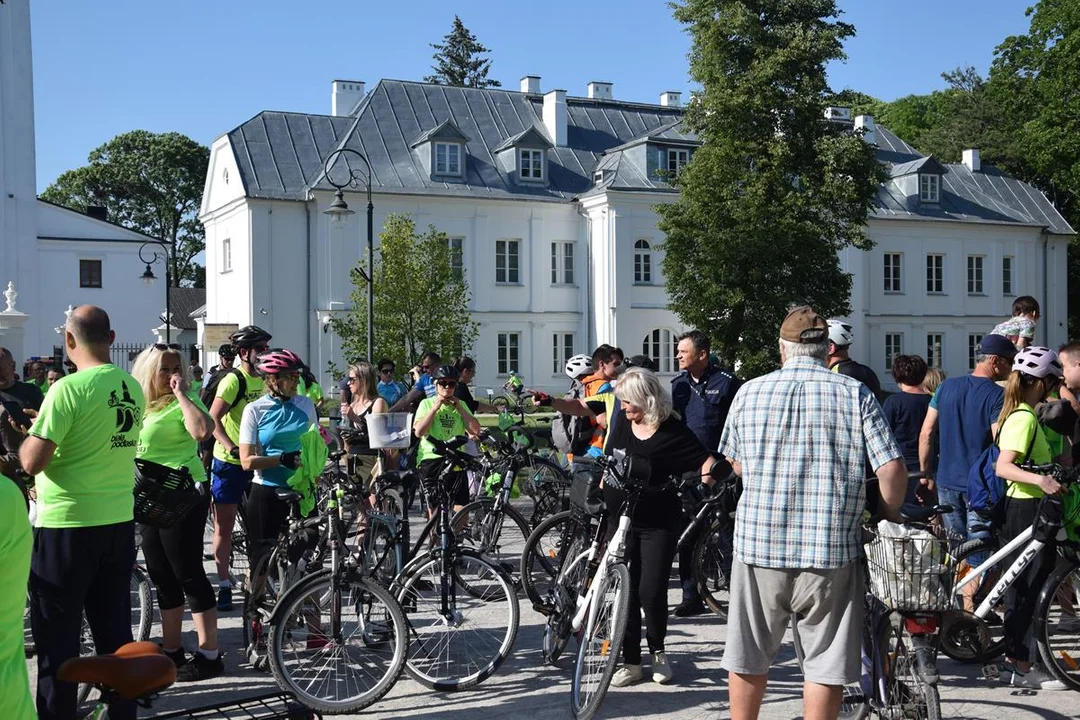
[198,368,248,463]
[551,379,593,455]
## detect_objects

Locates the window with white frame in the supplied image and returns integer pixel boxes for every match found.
[967,255,985,294]
[495,239,520,284]
[519,149,544,180]
[552,333,574,374]
[222,238,232,273]
[884,253,902,293]
[634,239,652,284]
[434,142,462,176]
[885,333,903,372]
[925,254,943,293]
[926,333,943,369]
[1002,256,1014,295]
[919,174,940,203]
[445,236,464,281]
[550,242,574,284]
[497,332,520,375]
[667,148,689,176]
[642,328,678,373]
[968,333,983,371]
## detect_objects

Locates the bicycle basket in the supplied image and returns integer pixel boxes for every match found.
[569,458,604,517]
[133,458,202,529]
[864,520,955,612]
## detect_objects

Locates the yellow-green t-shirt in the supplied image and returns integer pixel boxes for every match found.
[999,403,1052,500]
[212,367,264,465]
[29,364,145,528]
[0,478,33,720]
[299,378,324,412]
[137,392,209,483]
[416,397,475,462]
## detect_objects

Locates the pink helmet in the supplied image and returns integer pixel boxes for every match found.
[1012,346,1063,379]
[255,348,304,376]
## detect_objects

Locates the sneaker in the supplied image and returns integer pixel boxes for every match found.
[673,599,706,618]
[175,652,225,682]
[610,664,644,687]
[217,586,233,612]
[161,647,187,668]
[651,652,673,684]
[1000,663,1067,690]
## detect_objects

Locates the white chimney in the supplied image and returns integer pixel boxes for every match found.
[587,81,613,100]
[660,91,682,107]
[963,148,981,172]
[520,75,541,94]
[332,80,365,117]
[854,114,876,145]
[543,89,567,147]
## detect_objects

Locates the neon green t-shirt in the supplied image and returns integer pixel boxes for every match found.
[999,403,1052,500]
[212,367,264,465]
[416,397,476,462]
[29,364,145,528]
[0,478,32,720]
[191,379,203,395]
[137,392,209,483]
[299,378,324,412]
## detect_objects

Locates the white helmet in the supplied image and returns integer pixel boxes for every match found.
[827,319,854,347]
[564,353,593,380]
[1012,346,1063,379]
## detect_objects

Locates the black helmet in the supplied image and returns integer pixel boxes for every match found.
[229,325,272,348]
[217,343,235,359]
[433,365,460,381]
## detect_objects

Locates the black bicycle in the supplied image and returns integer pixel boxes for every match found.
[676,473,740,617]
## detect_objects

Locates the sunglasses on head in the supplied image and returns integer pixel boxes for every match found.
[154,343,182,351]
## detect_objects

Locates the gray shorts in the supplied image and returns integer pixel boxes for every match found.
[721,558,863,685]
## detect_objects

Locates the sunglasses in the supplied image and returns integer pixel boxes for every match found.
[347,376,359,383]
[436,380,458,388]
[379,368,393,374]
[153,343,182,351]
[253,344,269,352]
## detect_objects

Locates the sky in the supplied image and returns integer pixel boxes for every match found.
[30,0,1035,192]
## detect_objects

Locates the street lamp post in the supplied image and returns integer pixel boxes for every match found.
[138,240,174,342]
[321,148,374,362]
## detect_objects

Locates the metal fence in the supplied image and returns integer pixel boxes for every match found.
[109,343,198,372]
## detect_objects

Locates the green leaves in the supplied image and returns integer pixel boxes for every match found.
[423,15,501,88]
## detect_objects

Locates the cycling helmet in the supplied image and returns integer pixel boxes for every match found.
[229,325,272,348]
[217,343,235,359]
[255,348,303,376]
[433,365,460,381]
[1012,346,1063,379]
[827,319,854,347]
[564,353,593,380]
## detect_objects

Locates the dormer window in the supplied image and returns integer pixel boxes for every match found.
[410,120,470,182]
[520,149,544,181]
[919,173,940,203]
[667,148,689,175]
[435,142,461,176]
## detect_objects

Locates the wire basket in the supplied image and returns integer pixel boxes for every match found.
[864,523,956,612]
[133,458,203,529]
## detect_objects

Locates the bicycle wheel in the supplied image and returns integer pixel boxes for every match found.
[940,538,1004,663]
[1035,559,1080,691]
[398,548,520,691]
[520,510,576,610]
[492,396,511,415]
[571,562,630,720]
[543,529,590,665]
[23,590,34,657]
[130,566,153,642]
[693,518,733,617]
[230,528,250,591]
[452,499,530,589]
[519,457,570,527]
[243,549,285,669]
[269,571,408,713]
[881,621,941,720]
[838,684,870,720]
[364,517,400,590]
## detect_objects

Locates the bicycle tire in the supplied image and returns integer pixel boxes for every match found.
[397,548,520,691]
[571,562,631,720]
[939,538,1004,663]
[1035,558,1080,691]
[837,684,870,720]
[492,396,511,415]
[364,518,400,590]
[543,529,590,666]
[520,510,576,610]
[243,548,285,668]
[692,518,733,617]
[882,620,941,720]
[268,571,408,713]
[452,499,530,592]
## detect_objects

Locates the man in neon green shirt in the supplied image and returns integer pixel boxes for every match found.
[19,306,145,720]
[0,473,33,720]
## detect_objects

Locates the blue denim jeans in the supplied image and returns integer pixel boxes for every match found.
[937,486,992,565]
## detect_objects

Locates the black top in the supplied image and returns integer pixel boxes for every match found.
[454,382,479,413]
[603,416,711,529]
[830,358,883,401]
[0,380,44,413]
[670,366,741,451]
[881,392,932,470]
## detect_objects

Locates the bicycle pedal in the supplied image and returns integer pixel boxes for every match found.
[532,602,555,617]
[981,663,1001,681]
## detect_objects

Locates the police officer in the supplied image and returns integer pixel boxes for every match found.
[670,330,741,617]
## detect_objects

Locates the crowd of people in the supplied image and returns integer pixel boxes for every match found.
[0,293,1077,719]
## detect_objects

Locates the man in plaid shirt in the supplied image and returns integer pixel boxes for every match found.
[719,306,907,720]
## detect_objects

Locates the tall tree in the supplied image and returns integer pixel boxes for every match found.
[424,16,501,88]
[40,130,210,287]
[330,214,478,374]
[659,0,887,377]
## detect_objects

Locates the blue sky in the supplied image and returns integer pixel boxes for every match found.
[31,0,1033,192]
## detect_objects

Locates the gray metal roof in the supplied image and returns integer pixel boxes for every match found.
[167,287,206,330]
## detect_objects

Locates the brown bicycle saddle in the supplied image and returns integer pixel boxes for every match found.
[58,641,176,700]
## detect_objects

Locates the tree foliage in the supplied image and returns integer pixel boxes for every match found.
[424,16,501,88]
[330,214,478,374]
[39,130,210,288]
[659,0,888,377]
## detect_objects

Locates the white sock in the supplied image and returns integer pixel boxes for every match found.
[197,648,219,660]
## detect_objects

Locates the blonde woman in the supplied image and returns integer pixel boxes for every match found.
[131,343,221,681]
[339,361,390,483]
[922,367,946,397]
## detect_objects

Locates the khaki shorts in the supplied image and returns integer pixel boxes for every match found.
[721,558,863,685]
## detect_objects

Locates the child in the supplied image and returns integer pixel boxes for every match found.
[991,295,1040,350]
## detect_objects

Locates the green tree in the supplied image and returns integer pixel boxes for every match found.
[424,16,501,88]
[39,130,210,287]
[330,214,478,374]
[659,0,887,377]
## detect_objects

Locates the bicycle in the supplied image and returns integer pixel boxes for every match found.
[486,387,537,421]
[676,473,740,617]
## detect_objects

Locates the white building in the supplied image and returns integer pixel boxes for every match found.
[200,77,1072,395]
[0,0,175,369]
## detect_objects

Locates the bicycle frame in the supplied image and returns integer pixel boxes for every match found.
[570,514,629,633]
[953,524,1052,619]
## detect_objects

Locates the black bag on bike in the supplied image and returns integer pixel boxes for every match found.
[569,458,604,517]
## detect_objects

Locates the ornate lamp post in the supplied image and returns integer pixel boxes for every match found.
[138,240,174,342]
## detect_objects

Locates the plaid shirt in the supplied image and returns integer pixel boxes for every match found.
[719,356,902,569]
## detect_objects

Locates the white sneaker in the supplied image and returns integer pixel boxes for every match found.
[1000,663,1067,691]
[651,652,673,684]
[610,664,644,687]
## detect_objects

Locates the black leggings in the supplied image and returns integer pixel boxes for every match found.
[245,483,292,572]
[621,524,678,665]
[1001,496,1056,663]
[141,491,215,613]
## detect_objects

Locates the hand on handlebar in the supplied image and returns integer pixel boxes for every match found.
[1040,474,1064,496]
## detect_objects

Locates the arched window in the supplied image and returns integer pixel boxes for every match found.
[642,328,678,373]
[634,239,652,284]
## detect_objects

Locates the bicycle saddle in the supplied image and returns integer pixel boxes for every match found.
[58,641,176,701]
[275,488,303,503]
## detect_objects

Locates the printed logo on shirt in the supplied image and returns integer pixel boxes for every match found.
[109,381,142,448]
[437,410,458,432]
